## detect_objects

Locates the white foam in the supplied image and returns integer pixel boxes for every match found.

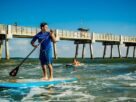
[129,83,136,86]
[53,64,63,66]
[0,99,9,102]
[102,83,113,87]
[21,87,49,101]
[57,84,86,90]
[50,89,95,101]
[110,97,136,102]
[104,75,135,81]
[19,77,24,79]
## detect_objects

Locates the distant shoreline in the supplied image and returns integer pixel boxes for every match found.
[0,57,136,64]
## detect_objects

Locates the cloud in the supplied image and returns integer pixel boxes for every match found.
[10,38,30,46]
[9,38,31,51]
[61,45,73,51]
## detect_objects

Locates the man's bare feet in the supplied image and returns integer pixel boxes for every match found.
[48,77,53,81]
[41,77,48,80]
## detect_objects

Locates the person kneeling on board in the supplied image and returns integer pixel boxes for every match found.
[31,22,56,80]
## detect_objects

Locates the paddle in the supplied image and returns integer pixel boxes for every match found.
[9,39,45,76]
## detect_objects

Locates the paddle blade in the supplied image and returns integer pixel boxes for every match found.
[9,66,19,76]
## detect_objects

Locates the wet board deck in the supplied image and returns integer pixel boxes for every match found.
[0,78,77,88]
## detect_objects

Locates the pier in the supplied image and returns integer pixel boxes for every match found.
[0,24,136,60]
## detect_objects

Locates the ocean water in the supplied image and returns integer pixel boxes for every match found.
[0,59,136,102]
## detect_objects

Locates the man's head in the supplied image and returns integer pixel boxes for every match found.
[40,22,48,32]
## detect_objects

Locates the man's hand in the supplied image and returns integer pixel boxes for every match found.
[31,42,38,48]
[50,29,56,42]
[33,45,38,48]
[50,29,54,36]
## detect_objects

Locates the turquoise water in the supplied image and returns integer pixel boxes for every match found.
[0,59,136,102]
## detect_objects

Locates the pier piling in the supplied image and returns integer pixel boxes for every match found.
[126,46,129,58]
[82,44,85,59]
[118,45,121,58]
[133,46,135,58]
[103,45,107,59]
[5,39,10,60]
[110,45,113,59]
[0,40,3,60]
[53,42,57,59]
[89,43,93,59]
[75,44,79,59]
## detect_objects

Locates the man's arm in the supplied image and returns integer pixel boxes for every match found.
[31,35,38,48]
[50,29,56,43]
[31,42,38,48]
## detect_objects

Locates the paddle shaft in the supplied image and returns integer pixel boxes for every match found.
[17,47,36,67]
[9,38,46,76]
[17,39,45,67]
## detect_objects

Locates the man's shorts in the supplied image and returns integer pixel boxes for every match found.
[39,48,52,65]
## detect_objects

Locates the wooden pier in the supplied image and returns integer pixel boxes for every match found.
[0,24,136,60]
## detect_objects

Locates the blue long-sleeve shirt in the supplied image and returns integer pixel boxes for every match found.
[31,31,52,51]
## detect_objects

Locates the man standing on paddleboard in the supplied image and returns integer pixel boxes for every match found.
[31,22,56,80]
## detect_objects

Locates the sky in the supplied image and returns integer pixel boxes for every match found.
[0,0,136,58]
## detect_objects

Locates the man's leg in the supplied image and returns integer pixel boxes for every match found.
[47,64,53,80]
[41,65,48,80]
